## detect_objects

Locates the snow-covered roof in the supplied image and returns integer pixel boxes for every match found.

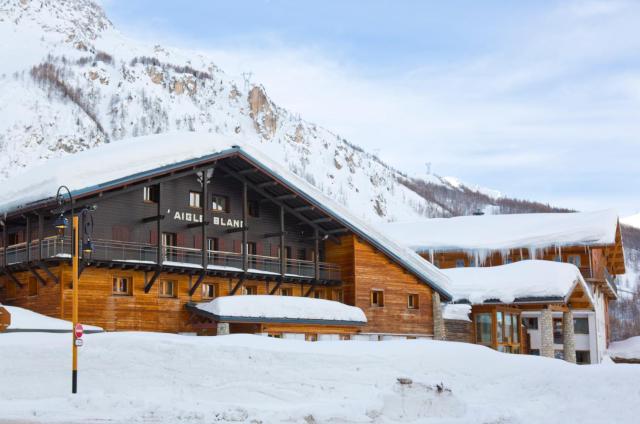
[385,210,620,254]
[442,304,471,322]
[441,260,595,306]
[607,336,640,361]
[0,132,452,299]
[190,295,367,325]
[3,306,103,332]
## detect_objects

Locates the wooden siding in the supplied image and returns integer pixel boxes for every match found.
[326,235,435,336]
[444,319,473,343]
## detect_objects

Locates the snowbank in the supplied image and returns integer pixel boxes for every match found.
[607,336,640,361]
[194,295,367,324]
[0,132,451,297]
[441,260,593,305]
[443,304,471,322]
[4,306,103,332]
[385,210,620,255]
[1,332,639,423]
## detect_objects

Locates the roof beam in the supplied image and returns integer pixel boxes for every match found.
[218,164,341,244]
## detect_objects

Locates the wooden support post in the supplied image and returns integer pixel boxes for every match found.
[1,267,24,287]
[230,276,245,295]
[143,269,162,293]
[156,183,162,265]
[201,168,211,271]
[1,221,6,268]
[303,285,314,297]
[280,206,285,278]
[189,272,207,297]
[242,181,248,273]
[38,213,44,261]
[37,261,59,285]
[26,216,31,263]
[314,228,320,282]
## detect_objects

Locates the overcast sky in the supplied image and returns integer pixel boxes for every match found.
[102,0,640,216]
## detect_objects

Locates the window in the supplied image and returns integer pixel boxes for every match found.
[143,185,159,203]
[455,259,465,268]
[371,290,384,307]
[113,277,132,295]
[285,246,292,259]
[475,313,493,345]
[407,294,419,309]
[244,286,257,295]
[297,248,306,260]
[576,350,591,364]
[523,317,538,330]
[212,195,229,213]
[207,238,219,251]
[554,350,564,360]
[202,283,218,299]
[313,289,324,299]
[159,280,176,298]
[567,255,581,267]
[573,317,589,334]
[248,200,260,218]
[189,191,202,208]
[529,349,540,356]
[28,277,38,297]
[505,258,513,264]
[268,333,282,338]
[553,318,564,344]
[280,288,293,296]
[305,333,318,342]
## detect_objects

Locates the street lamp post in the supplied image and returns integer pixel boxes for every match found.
[55,186,81,394]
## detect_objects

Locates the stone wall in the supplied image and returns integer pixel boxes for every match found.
[444,319,473,343]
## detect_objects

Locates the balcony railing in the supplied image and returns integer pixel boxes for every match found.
[0,236,341,281]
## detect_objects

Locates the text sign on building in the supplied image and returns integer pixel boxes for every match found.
[172,211,244,228]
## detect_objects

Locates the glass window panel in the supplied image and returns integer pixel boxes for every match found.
[573,318,589,334]
[496,311,503,343]
[475,313,493,345]
[504,313,513,343]
[512,314,519,343]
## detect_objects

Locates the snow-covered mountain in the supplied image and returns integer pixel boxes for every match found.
[0,0,465,223]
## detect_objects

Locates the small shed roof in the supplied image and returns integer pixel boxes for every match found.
[189,295,367,326]
[4,306,103,333]
[441,260,595,307]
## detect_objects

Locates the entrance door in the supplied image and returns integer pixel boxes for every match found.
[162,232,177,262]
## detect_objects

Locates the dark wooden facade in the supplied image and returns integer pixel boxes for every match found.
[0,151,446,337]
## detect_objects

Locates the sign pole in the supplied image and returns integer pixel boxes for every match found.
[72,215,79,394]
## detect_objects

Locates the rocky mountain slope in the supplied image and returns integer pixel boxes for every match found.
[0,0,637,289]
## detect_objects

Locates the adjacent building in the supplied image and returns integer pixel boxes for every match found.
[385,211,625,363]
[0,133,452,340]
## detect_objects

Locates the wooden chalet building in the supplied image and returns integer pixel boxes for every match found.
[385,211,625,363]
[0,133,452,340]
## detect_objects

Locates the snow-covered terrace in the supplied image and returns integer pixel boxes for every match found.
[189,295,367,325]
[441,260,595,306]
[2,305,103,333]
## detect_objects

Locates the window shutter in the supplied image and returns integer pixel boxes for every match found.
[177,232,187,248]
[233,240,241,253]
[112,226,131,242]
[256,242,263,256]
[150,230,158,245]
[218,238,225,252]
[194,234,203,249]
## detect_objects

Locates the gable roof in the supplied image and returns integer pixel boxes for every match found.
[441,260,595,307]
[0,132,452,299]
[384,210,621,253]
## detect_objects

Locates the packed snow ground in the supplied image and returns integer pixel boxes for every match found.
[1,332,639,424]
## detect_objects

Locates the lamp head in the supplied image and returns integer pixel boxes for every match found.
[82,238,94,254]
[54,214,69,231]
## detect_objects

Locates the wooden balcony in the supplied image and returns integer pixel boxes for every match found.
[0,236,341,282]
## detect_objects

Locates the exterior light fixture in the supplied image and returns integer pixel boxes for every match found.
[54,214,69,230]
[82,238,94,254]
